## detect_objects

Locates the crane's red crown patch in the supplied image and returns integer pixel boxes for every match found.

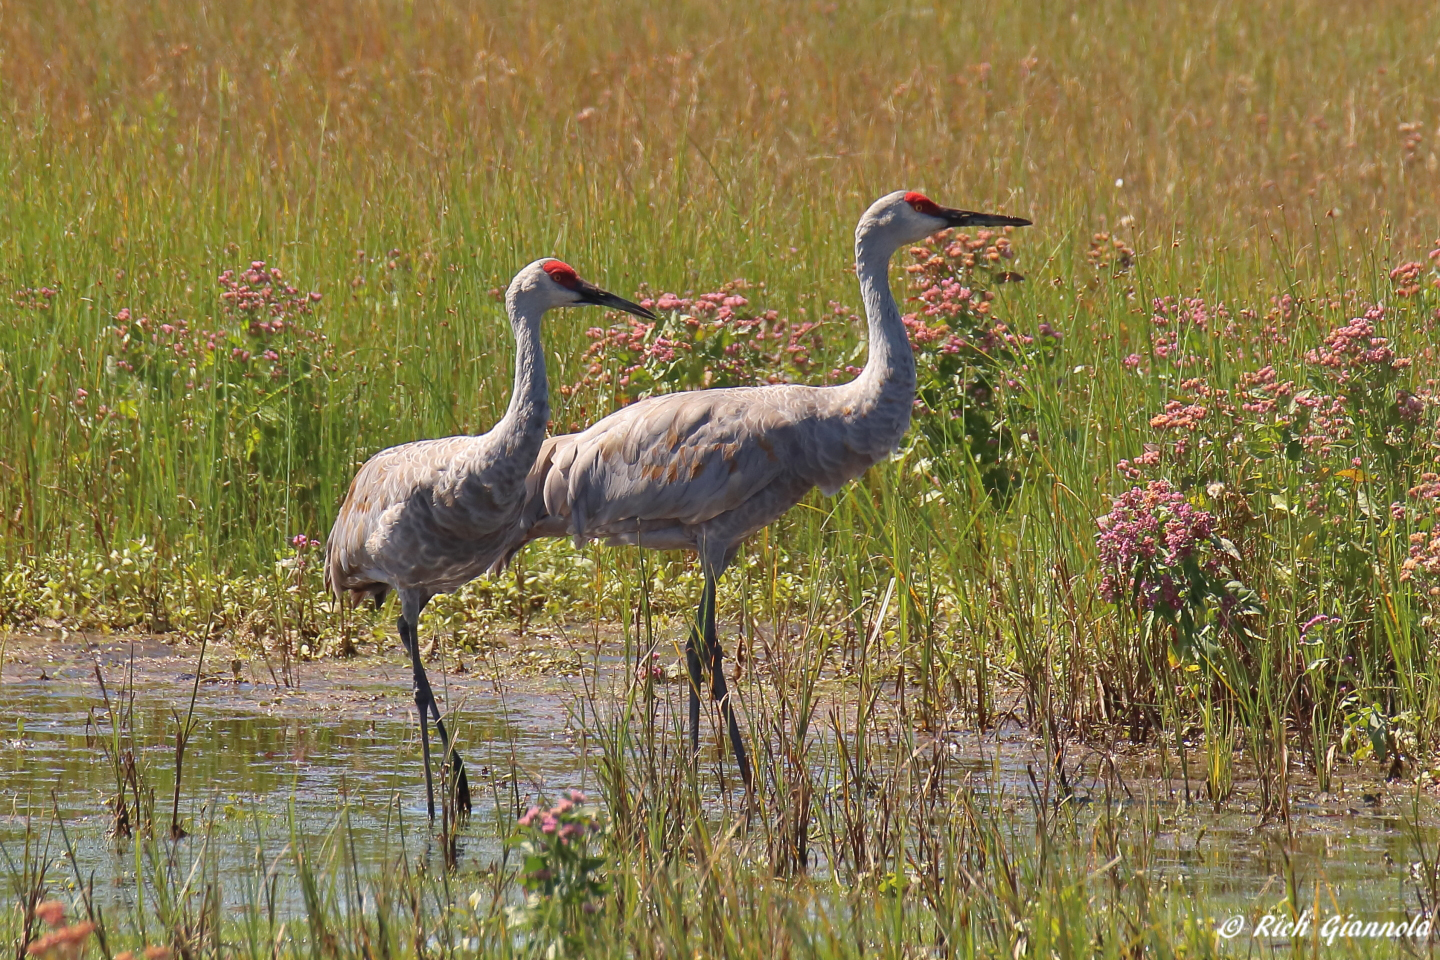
[904,192,942,215]
[543,260,581,289]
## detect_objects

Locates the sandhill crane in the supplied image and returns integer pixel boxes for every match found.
[324,258,656,820]
[500,192,1032,788]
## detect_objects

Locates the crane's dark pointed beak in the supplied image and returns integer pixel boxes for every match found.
[938,207,1032,229]
[576,281,658,320]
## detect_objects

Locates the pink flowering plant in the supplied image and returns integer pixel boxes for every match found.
[900,226,1055,498]
[10,284,60,312]
[1298,306,1420,470]
[1146,296,1230,372]
[1097,480,1260,667]
[561,280,823,427]
[1126,297,1429,515]
[506,789,607,951]
[110,260,326,390]
[1106,272,1440,774]
[24,900,96,960]
[104,258,332,509]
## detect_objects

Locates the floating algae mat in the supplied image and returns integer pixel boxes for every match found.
[1,635,1435,925]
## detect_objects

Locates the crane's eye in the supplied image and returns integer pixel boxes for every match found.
[542,260,581,289]
[904,192,941,216]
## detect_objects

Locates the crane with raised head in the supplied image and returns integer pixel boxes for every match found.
[324,258,656,820]
[500,192,1032,789]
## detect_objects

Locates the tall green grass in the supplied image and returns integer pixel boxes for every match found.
[3,0,1440,798]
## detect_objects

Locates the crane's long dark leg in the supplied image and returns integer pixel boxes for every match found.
[701,573,753,790]
[398,614,437,820]
[398,593,471,821]
[419,677,471,818]
[686,614,704,756]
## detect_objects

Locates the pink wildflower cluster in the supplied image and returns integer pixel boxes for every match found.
[291,534,315,550]
[1400,121,1425,162]
[1396,389,1427,426]
[1136,302,1421,472]
[1403,475,1440,587]
[1428,238,1440,325]
[1291,393,1353,458]
[518,789,597,842]
[110,260,331,387]
[513,787,607,915]
[1116,448,1161,479]
[1152,297,1222,330]
[1403,530,1440,586]
[10,285,58,310]
[218,260,322,334]
[902,276,1049,361]
[1096,480,1220,612]
[111,309,212,374]
[564,281,824,420]
[909,279,989,333]
[1113,265,1440,634]
[901,227,1034,356]
[1390,261,1426,298]
[25,901,95,960]
[1257,294,1297,349]
[1145,379,1217,457]
[892,227,1042,497]
[898,227,1055,422]
[1411,474,1440,503]
[1149,297,1226,367]
[635,650,663,683]
[1237,365,1296,416]
[111,308,303,381]
[1304,307,1410,384]
[905,226,1018,276]
[1087,232,1135,273]
[1149,401,1208,432]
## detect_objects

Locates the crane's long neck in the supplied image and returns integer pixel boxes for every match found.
[849,234,916,403]
[494,304,549,445]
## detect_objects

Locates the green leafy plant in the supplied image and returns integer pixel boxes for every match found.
[505,790,607,956]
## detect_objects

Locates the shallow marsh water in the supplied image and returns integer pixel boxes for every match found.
[1,633,1435,929]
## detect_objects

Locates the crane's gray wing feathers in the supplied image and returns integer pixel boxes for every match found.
[324,434,527,596]
[541,386,882,541]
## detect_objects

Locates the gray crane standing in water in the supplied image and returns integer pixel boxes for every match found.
[498,192,1032,789]
[324,258,656,820]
